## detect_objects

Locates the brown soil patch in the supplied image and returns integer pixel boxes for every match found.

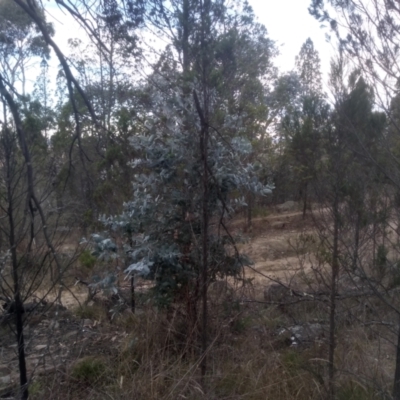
[228,211,317,286]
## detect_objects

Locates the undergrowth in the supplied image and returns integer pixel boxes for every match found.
[27,288,394,400]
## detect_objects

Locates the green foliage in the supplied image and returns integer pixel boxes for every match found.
[28,381,42,396]
[75,303,109,321]
[0,0,33,34]
[295,38,323,96]
[336,381,376,400]
[71,357,107,385]
[272,39,329,208]
[92,0,275,306]
[83,209,94,228]
[315,241,333,265]
[230,315,251,334]
[375,244,388,271]
[79,250,97,270]
[0,0,53,77]
[100,124,269,304]
[251,206,270,218]
[281,349,304,374]
[214,369,251,397]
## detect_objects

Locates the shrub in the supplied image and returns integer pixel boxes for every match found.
[71,357,107,385]
[79,250,97,270]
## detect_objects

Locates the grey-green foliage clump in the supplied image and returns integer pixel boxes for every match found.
[99,91,272,305]
[90,0,275,306]
[79,233,120,295]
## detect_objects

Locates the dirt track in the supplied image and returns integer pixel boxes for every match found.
[230,210,317,287]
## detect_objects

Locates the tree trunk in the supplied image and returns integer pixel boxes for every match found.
[352,210,361,271]
[328,192,340,400]
[182,0,190,74]
[130,275,135,313]
[14,292,29,400]
[247,192,254,229]
[196,0,212,384]
[302,182,308,219]
[5,130,29,400]
[128,235,135,314]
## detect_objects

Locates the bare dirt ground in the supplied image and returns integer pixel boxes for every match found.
[0,299,130,397]
[227,210,317,287]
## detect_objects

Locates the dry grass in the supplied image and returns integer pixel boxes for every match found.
[23,286,393,400]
